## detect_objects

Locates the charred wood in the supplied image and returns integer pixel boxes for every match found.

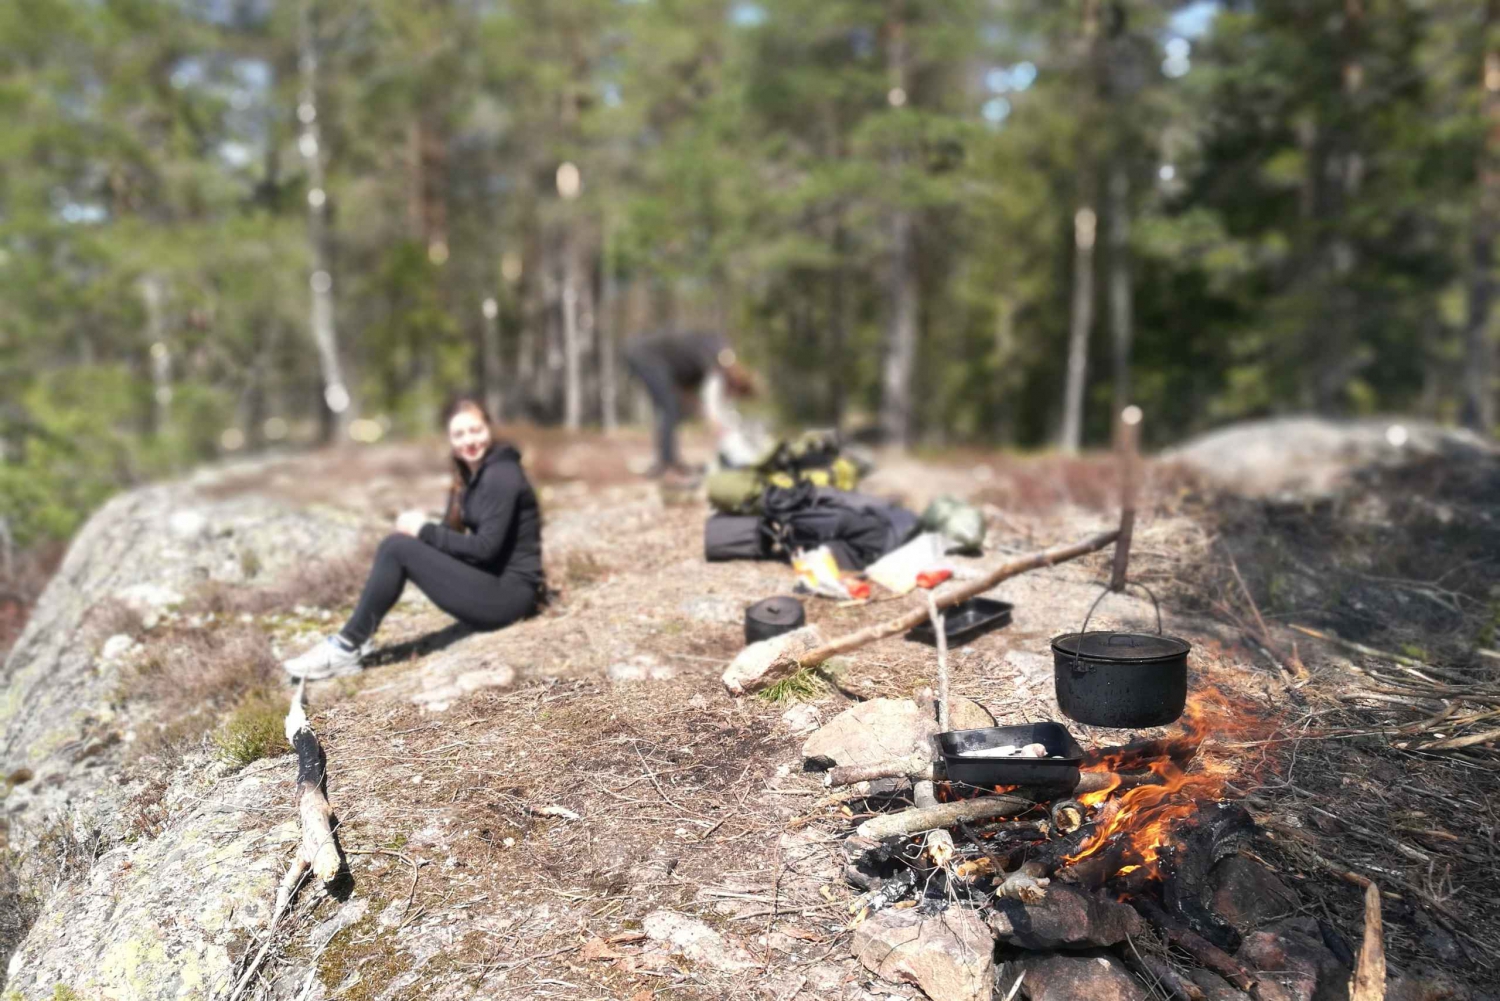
[1160,803,1253,953]
[1116,945,1206,1001]
[1133,898,1258,996]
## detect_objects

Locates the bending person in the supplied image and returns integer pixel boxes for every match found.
[624,330,755,478]
[282,398,544,680]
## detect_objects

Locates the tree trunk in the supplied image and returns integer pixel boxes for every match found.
[600,226,620,433]
[480,297,503,420]
[298,0,351,443]
[1060,199,1097,454]
[1108,165,1133,415]
[1465,0,1500,434]
[880,1,917,448]
[139,275,171,440]
[561,229,583,430]
[1060,0,1102,454]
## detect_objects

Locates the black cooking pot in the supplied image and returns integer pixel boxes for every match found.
[1051,584,1190,728]
[744,596,806,645]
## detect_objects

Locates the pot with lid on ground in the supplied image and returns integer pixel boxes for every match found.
[1051,630,1190,728]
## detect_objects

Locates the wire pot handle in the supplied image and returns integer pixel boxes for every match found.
[1078,580,1163,637]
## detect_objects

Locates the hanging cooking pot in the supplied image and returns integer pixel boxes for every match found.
[1052,583,1190,728]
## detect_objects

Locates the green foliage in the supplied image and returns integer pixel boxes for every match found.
[757,667,828,704]
[2,0,1496,562]
[213,690,291,769]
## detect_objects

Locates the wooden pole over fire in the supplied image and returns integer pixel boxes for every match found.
[1109,405,1142,593]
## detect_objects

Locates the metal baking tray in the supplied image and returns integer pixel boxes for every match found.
[937,721,1083,790]
[906,597,1013,647]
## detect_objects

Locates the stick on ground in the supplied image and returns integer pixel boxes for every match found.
[747,529,1121,693]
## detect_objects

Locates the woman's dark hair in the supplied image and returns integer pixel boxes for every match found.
[440,397,496,531]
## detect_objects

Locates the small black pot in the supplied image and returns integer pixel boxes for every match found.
[744,596,806,645]
[1052,631,1190,728]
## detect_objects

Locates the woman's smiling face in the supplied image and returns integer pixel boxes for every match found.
[448,407,492,467]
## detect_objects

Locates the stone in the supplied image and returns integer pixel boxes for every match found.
[852,905,994,1001]
[802,698,938,769]
[642,909,758,972]
[985,884,1145,949]
[168,509,208,539]
[1238,917,1350,1001]
[99,634,137,662]
[608,655,677,683]
[1010,950,1148,1001]
[915,693,995,732]
[1210,855,1299,934]
[721,625,825,696]
[4,767,301,1000]
[781,703,822,735]
[679,596,744,626]
[947,697,996,732]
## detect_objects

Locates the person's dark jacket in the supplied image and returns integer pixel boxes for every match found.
[418,445,543,584]
[625,330,728,389]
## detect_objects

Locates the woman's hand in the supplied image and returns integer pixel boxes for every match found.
[395,510,428,537]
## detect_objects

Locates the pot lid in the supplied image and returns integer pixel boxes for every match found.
[746,596,805,627]
[1052,631,1191,663]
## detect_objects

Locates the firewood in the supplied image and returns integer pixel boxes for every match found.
[748,529,1122,692]
[1160,804,1253,952]
[1132,899,1258,996]
[1116,945,1205,1001]
[998,860,1050,903]
[1050,799,1085,835]
[854,792,1037,839]
[913,779,956,867]
[826,754,935,787]
[1054,840,1132,890]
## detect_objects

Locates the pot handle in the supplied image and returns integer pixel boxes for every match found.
[1078,580,1163,636]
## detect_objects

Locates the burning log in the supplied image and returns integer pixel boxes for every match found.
[1053,839,1136,891]
[1132,898,1258,996]
[855,792,1037,839]
[1049,799,1085,835]
[1081,735,1202,771]
[1160,803,1254,953]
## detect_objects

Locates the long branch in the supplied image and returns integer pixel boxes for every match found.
[745,529,1120,694]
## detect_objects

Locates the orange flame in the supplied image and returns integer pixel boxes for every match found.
[1064,684,1272,878]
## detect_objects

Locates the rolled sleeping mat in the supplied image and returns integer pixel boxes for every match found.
[744,596,806,645]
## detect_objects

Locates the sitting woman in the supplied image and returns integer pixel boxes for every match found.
[283,398,544,680]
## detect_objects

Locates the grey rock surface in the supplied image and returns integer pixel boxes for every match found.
[802,698,938,768]
[852,905,994,1001]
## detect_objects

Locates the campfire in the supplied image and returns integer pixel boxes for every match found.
[828,688,1285,1000]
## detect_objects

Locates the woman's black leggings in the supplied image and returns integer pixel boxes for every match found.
[625,351,682,469]
[340,533,539,646]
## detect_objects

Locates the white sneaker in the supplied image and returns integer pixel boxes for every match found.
[282,636,364,680]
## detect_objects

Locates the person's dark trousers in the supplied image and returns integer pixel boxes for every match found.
[625,349,681,471]
[340,534,538,647]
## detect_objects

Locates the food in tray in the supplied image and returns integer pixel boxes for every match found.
[957,742,1054,759]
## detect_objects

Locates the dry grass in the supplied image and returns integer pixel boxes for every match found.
[187,538,379,618]
[127,623,281,717]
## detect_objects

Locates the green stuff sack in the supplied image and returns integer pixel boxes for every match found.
[707,468,766,514]
[921,496,986,555]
